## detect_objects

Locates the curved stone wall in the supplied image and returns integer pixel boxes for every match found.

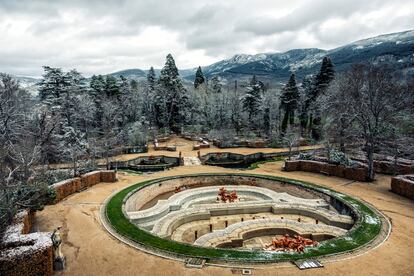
[194,219,346,247]
[122,174,356,247]
[126,185,327,228]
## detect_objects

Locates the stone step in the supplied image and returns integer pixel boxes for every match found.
[183,157,202,166]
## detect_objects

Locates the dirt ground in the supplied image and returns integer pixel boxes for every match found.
[35,149,414,275]
[48,137,322,169]
[114,137,322,160]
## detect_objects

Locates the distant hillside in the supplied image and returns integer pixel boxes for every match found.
[109,29,414,84]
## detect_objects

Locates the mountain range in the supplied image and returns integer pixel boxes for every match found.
[13,29,414,88]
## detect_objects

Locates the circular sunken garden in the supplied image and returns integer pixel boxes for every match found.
[103,173,389,264]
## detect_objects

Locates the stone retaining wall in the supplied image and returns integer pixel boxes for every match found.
[374,160,414,175]
[284,160,368,182]
[391,175,414,200]
[51,170,117,202]
[0,210,53,276]
[201,149,321,167]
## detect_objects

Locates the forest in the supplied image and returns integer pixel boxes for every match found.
[1,53,413,237]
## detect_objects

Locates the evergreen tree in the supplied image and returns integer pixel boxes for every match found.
[90,75,106,98]
[38,66,70,105]
[280,73,300,134]
[147,67,156,91]
[90,75,106,129]
[299,75,315,135]
[263,107,270,135]
[157,54,189,132]
[242,75,263,126]
[104,75,120,98]
[310,57,335,140]
[194,66,205,89]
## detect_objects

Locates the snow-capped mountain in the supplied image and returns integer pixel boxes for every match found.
[109,30,414,83]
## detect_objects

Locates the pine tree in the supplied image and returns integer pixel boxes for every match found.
[104,75,120,98]
[309,57,335,102]
[194,66,205,89]
[310,57,335,140]
[38,66,70,106]
[299,75,315,135]
[157,54,189,132]
[280,73,300,134]
[242,75,263,127]
[147,67,156,91]
[263,107,270,135]
[90,75,106,129]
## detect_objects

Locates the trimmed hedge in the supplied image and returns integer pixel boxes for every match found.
[105,173,382,263]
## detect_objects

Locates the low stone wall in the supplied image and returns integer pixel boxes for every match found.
[391,175,414,200]
[213,140,268,148]
[201,149,321,167]
[0,210,53,276]
[110,156,180,171]
[374,160,414,175]
[51,170,117,202]
[284,160,368,182]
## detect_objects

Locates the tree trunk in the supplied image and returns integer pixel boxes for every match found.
[339,129,345,153]
[366,144,375,181]
[289,110,295,125]
[281,110,289,134]
[308,113,313,137]
[299,113,308,137]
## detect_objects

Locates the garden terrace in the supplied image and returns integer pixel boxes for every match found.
[109,155,180,171]
[201,149,321,169]
[103,173,386,264]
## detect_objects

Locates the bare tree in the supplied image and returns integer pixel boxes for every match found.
[321,64,413,180]
[0,74,54,237]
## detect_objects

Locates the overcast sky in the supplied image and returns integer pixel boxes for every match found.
[0,0,413,77]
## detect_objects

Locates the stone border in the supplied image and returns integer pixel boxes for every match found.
[200,149,321,167]
[101,173,390,265]
[51,170,116,202]
[284,160,368,182]
[391,174,414,200]
[109,156,180,171]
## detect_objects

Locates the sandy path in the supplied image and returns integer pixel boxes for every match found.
[48,137,322,168]
[34,162,414,276]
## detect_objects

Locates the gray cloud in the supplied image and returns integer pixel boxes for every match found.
[0,0,413,76]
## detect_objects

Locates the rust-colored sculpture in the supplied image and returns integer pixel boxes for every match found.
[218,187,238,203]
[265,234,318,253]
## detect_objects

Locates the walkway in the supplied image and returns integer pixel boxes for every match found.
[33,163,414,276]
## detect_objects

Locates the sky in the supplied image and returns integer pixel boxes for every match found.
[0,0,413,77]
